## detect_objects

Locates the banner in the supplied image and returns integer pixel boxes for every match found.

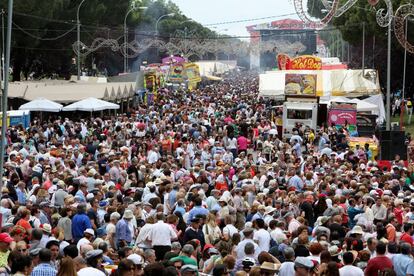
[184,63,201,83]
[0,115,10,127]
[168,64,184,83]
[284,74,317,96]
[290,55,322,70]
[277,53,291,70]
[328,102,357,125]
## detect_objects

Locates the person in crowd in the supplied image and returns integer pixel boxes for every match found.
[0,72,414,276]
[31,248,57,276]
[365,241,393,276]
[57,257,77,276]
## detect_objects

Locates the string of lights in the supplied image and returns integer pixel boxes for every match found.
[394,3,414,54]
[203,13,298,26]
[12,22,76,41]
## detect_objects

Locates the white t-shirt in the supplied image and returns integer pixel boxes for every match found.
[253,228,271,252]
[77,267,106,276]
[339,265,364,276]
[106,223,116,236]
[223,224,238,239]
[77,237,91,252]
[279,261,295,276]
[227,138,237,149]
[146,221,177,246]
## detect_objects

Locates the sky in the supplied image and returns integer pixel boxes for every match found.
[170,0,299,39]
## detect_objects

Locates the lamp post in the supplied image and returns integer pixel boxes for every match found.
[155,13,175,37]
[0,0,13,190]
[77,0,87,80]
[213,28,228,60]
[180,20,194,56]
[124,6,147,73]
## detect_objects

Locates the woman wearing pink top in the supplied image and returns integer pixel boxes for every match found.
[237,134,249,155]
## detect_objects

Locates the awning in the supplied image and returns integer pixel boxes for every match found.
[8,82,137,103]
[205,75,223,81]
[19,97,63,112]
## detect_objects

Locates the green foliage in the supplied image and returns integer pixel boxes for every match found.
[307,0,414,93]
[0,0,216,80]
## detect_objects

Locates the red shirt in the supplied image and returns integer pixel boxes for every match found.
[394,207,403,225]
[400,232,414,246]
[365,255,393,276]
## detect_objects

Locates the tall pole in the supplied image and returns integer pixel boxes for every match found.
[124,6,146,73]
[386,20,392,131]
[0,0,13,190]
[347,42,350,64]
[400,18,408,130]
[77,0,86,81]
[1,10,4,89]
[362,22,365,75]
[155,13,174,37]
[402,18,408,102]
[124,8,132,74]
[372,35,376,68]
[124,23,128,73]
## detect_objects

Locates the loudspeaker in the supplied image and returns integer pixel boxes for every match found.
[379,131,407,160]
[318,104,328,127]
[378,131,391,141]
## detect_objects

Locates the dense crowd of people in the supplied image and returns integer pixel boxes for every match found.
[0,71,414,276]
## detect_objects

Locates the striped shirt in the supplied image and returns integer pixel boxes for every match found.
[31,263,57,276]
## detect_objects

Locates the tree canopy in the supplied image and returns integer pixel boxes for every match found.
[0,0,221,80]
[307,0,414,94]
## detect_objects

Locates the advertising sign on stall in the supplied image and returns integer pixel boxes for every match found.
[290,55,322,70]
[277,53,291,70]
[277,54,322,71]
[184,63,201,83]
[328,102,357,126]
[284,74,317,96]
[168,64,184,83]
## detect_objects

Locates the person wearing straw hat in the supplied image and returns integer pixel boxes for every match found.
[115,209,134,249]
[77,228,95,252]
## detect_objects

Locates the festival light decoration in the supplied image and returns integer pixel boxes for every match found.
[292,0,412,53]
[394,3,414,54]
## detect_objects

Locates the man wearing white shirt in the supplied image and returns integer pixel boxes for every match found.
[235,227,261,262]
[285,212,301,234]
[146,213,177,260]
[339,251,364,276]
[147,147,160,164]
[253,219,271,253]
[279,247,295,276]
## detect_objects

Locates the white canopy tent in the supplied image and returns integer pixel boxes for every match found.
[320,96,379,113]
[62,97,119,112]
[259,69,380,98]
[364,94,386,123]
[18,97,63,112]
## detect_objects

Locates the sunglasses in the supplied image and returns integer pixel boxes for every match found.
[18,248,27,252]
[175,265,182,270]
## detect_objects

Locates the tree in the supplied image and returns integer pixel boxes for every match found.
[0,0,220,80]
[306,0,414,94]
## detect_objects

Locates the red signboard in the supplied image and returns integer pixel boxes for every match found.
[277,53,291,70]
[328,102,357,126]
[290,55,322,70]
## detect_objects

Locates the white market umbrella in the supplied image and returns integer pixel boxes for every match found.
[19,97,63,112]
[62,97,120,112]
